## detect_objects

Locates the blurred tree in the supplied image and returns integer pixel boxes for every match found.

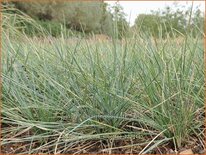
[190,6,204,36]
[13,1,114,35]
[110,2,129,39]
[134,14,160,37]
[99,3,113,36]
[134,2,204,38]
[52,2,104,33]
[13,1,56,20]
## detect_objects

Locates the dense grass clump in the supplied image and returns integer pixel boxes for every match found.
[1,6,204,154]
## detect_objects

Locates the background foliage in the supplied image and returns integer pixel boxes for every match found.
[4,1,203,38]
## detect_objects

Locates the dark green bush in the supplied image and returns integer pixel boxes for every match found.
[22,20,61,37]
